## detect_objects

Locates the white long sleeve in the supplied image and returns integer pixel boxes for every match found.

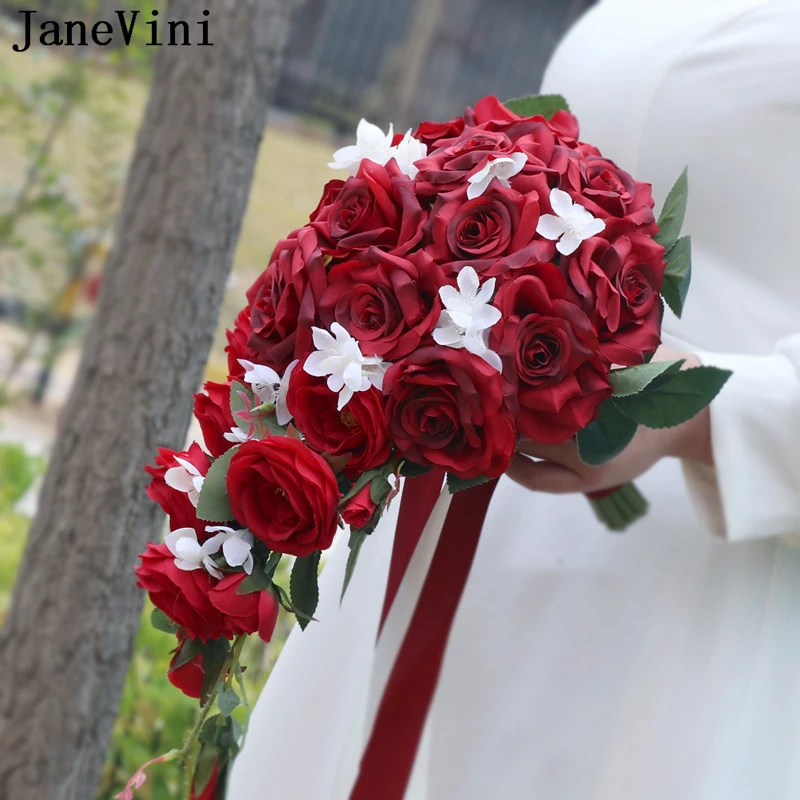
[683,334,800,542]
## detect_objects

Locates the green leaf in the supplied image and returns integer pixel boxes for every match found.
[230,381,254,434]
[340,467,383,503]
[609,359,685,397]
[199,638,231,706]
[370,475,393,505]
[264,550,283,581]
[446,473,490,493]
[150,607,178,634]
[217,684,240,717]
[655,168,688,251]
[398,460,432,478]
[195,447,237,523]
[341,527,369,602]
[192,741,221,795]
[505,93,570,119]
[272,582,312,622]
[661,235,692,318]
[290,551,321,631]
[613,366,731,429]
[576,400,639,466]
[171,636,202,669]
[235,564,272,595]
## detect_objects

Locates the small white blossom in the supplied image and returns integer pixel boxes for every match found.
[536,188,606,256]
[329,118,394,174]
[304,322,388,410]
[466,153,527,199]
[238,358,297,426]
[433,266,502,372]
[223,427,251,445]
[164,527,226,579]
[204,526,255,576]
[390,130,427,179]
[164,456,204,508]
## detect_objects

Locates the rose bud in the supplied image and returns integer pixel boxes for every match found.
[341,483,379,530]
[193,381,237,459]
[167,637,204,699]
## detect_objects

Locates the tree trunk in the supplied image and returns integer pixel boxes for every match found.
[0,1,296,797]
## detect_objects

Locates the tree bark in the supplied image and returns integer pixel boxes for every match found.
[0,1,296,797]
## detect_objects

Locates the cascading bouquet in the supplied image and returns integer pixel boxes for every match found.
[124,95,730,799]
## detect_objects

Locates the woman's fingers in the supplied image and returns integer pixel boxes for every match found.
[505,455,589,494]
[516,440,581,468]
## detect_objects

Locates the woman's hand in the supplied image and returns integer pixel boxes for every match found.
[506,348,713,495]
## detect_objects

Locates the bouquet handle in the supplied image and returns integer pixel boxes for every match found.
[586,482,648,531]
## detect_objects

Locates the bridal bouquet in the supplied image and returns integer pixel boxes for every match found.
[126,95,729,799]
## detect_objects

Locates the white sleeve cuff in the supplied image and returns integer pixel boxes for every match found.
[682,338,800,542]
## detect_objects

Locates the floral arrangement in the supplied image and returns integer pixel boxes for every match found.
[123,95,729,798]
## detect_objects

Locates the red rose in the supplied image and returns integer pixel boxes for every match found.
[413,116,465,150]
[384,347,516,479]
[566,234,665,365]
[207,577,280,643]
[194,381,236,459]
[286,362,391,477]
[425,183,543,266]
[413,127,522,196]
[168,637,204,699]
[341,483,379,529]
[226,438,339,557]
[136,544,230,641]
[561,155,655,227]
[145,443,210,537]
[310,159,425,258]
[246,227,328,372]
[490,264,611,444]
[319,248,445,360]
[310,179,345,222]
[225,307,259,382]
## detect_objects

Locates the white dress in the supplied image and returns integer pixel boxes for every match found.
[228,1,800,797]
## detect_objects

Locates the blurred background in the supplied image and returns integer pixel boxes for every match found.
[0,1,591,796]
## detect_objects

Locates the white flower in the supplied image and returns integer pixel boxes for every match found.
[329,118,394,174]
[164,527,226,579]
[433,266,502,372]
[389,130,427,179]
[164,456,205,508]
[466,153,527,199]
[536,188,606,256]
[223,427,251,445]
[204,526,255,576]
[238,358,297,426]
[304,322,388,410]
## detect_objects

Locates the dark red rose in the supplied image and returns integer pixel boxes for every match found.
[226,438,339,557]
[413,127,521,196]
[464,95,580,148]
[225,307,259,382]
[566,234,665,365]
[145,443,210,537]
[194,381,236,459]
[310,179,345,222]
[561,155,655,227]
[490,264,611,444]
[136,544,230,641]
[246,226,328,372]
[207,577,280,643]
[286,362,391,477]
[384,347,516,479]
[311,159,425,258]
[341,483,378,529]
[425,183,543,266]
[168,637,204,699]
[413,115,465,149]
[319,248,445,360]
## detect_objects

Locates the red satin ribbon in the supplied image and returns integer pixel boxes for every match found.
[350,474,499,800]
